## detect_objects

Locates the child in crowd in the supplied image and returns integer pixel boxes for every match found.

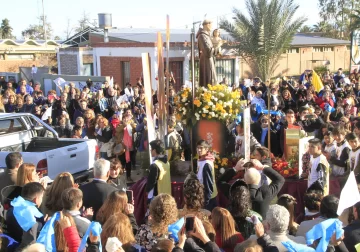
[308,138,330,196]
[72,125,83,139]
[327,126,350,176]
[7,182,45,250]
[196,140,218,211]
[323,132,336,172]
[346,133,360,176]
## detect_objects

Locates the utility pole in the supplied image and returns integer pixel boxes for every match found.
[42,0,46,41]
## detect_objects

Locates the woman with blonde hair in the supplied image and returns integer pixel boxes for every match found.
[96,191,133,226]
[5,94,17,113]
[42,172,75,216]
[16,163,39,186]
[211,207,244,252]
[83,109,96,139]
[116,110,137,181]
[95,116,113,159]
[54,211,80,252]
[102,213,144,252]
[0,96,5,112]
[136,194,178,251]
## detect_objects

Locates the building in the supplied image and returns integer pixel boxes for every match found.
[58,28,351,90]
[0,39,64,74]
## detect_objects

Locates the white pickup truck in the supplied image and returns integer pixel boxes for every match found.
[0,113,97,181]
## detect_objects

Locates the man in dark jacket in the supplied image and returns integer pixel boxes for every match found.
[80,159,118,220]
[0,152,23,194]
[244,160,285,219]
[297,106,323,134]
[146,140,171,203]
[343,201,360,252]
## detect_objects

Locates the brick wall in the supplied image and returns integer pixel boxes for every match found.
[0,59,40,72]
[82,55,93,64]
[59,54,78,75]
[100,56,143,88]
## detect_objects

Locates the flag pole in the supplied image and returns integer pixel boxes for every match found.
[166,15,170,134]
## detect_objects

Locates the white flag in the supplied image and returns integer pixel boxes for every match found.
[109,77,114,87]
[337,171,360,216]
[41,107,52,121]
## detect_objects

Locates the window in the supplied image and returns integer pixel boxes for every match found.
[313,47,323,52]
[0,118,26,135]
[215,59,235,84]
[324,47,334,52]
[121,61,130,88]
[286,48,299,54]
[6,54,34,60]
[83,63,93,76]
[0,55,4,60]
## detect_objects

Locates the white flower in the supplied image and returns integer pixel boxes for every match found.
[220,168,225,174]
[208,101,213,106]
[219,100,223,104]
[213,97,218,102]
[219,93,225,97]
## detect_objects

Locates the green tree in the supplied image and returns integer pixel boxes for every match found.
[318,0,360,38]
[220,0,306,81]
[1,18,13,39]
[54,35,61,40]
[299,25,313,33]
[350,9,360,30]
[22,16,53,40]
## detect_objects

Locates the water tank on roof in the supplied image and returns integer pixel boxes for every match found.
[98,13,112,29]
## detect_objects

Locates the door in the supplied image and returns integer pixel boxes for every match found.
[45,139,97,179]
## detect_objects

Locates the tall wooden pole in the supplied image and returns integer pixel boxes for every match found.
[157,33,166,141]
[166,15,170,135]
[190,30,196,171]
[267,84,271,157]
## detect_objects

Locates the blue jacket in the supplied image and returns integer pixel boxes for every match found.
[16,85,33,95]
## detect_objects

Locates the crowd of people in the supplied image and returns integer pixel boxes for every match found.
[0,67,360,251]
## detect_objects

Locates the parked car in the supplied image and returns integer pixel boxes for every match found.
[0,113,97,181]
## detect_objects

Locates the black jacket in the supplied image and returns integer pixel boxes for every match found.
[298,117,323,133]
[251,123,282,157]
[249,167,285,219]
[80,179,118,220]
[343,219,360,252]
[6,206,44,251]
[145,155,168,199]
[95,126,112,143]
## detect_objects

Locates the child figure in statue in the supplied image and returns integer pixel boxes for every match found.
[212,29,226,56]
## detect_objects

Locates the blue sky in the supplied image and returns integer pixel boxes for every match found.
[3,0,321,39]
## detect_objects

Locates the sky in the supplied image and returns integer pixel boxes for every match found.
[2,0,321,40]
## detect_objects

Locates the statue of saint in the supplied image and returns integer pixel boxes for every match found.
[197,20,218,87]
[211,29,226,56]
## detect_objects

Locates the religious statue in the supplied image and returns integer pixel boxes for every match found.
[211,29,226,56]
[197,20,218,87]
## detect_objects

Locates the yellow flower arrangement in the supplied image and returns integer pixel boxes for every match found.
[175,84,242,127]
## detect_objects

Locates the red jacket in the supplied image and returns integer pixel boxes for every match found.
[63,226,81,252]
[316,96,334,110]
[215,232,244,252]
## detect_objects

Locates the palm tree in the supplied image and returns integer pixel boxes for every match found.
[313,21,327,32]
[1,19,13,39]
[299,25,313,33]
[220,0,306,81]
